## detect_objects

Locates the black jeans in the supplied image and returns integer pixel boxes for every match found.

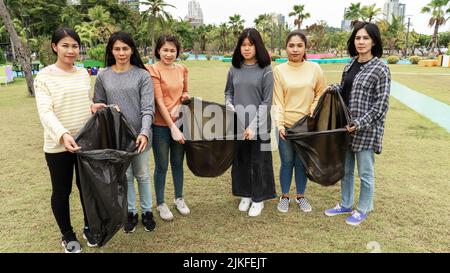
[231,138,276,202]
[45,152,89,239]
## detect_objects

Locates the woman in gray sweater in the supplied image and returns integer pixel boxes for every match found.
[94,32,156,233]
[224,28,276,217]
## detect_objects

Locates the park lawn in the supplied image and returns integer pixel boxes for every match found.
[319,63,450,105]
[0,62,449,253]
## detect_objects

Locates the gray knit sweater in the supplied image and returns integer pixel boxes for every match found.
[94,66,155,139]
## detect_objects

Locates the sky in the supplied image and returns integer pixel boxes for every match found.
[155,0,450,35]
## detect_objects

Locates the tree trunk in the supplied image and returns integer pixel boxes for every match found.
[149,17,156,63]
[9,36,15,60]
[0,0,34,96]
[430,23,439,55]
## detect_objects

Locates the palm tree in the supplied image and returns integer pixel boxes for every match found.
[88,5,115,44]
[228,14,245,40]
[421,0,450,54]
[361,4,381,23]
[289,4,310,30]
[377,15,406,55]
[218,23,230,54]
[140,0,175,62]
[0,0,34,96]
[254,13,275,52]
[344,2,362,27]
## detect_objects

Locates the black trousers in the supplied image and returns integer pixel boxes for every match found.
[45,152,89,239]
[231,138,276,202]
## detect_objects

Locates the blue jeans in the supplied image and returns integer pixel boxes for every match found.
[152,125,185,205]
[127,149,152,214]
[278,132,308,195]
[341,149,375,214]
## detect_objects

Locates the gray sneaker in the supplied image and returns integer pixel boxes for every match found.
[296,197,312,212]
[277,196,290,213]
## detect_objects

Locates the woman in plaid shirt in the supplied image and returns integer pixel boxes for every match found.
[324,22,391,226]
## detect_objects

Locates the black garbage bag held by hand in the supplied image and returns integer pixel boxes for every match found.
[75,106,138,246]
[180,97,245,177]
[285,87,351,186]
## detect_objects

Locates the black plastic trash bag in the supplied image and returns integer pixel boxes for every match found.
[285,88,351,186]
[180,97,245,177]
[75,106,138,246]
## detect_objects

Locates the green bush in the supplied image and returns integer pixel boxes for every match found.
[180,53,189,61]
[409,55,422,64]
[223,54,232,58]
[0,48,6,64]
[206,53,212,61]
[387,55,400,64]
[87,44,106,61]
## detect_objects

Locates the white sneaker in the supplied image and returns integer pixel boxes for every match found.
[248,201,264,217]
[174,198,190,215]
[156,203,174,221]
[238,197,252,212]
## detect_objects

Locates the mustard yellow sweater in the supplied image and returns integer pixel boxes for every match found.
[273,61,326,130]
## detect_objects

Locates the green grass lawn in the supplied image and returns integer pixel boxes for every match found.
[319,63,450,105]
[0,62,449,253]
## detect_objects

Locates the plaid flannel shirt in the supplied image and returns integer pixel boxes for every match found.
[339,57,391,154]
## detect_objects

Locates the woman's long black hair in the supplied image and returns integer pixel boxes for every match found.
[232,28,271,69]
[105,31,146,69]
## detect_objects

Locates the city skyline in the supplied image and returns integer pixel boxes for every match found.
[161,0,450,35]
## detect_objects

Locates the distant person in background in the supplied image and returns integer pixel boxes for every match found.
[273,31,326,214]
[146,34,191,222]
[94,31,156,233]
[224,28,276,217]
[324,22,391,226]
[34,27,106,253]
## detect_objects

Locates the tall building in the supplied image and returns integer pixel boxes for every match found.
[383,0,406,24]
[184,0,204,28]
[341,8,352,31]
[118,0,140,11]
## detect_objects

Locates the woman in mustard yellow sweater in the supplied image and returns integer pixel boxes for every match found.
[273,31,326,214]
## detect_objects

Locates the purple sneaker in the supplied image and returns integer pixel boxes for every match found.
[324,203,352,216]
[345,210,367,226]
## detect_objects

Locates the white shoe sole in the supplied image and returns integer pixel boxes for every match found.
[82,233,98,247]
[324,211,352,217]
[346,220,362,226]
[123,227,136,233]
[277,207,288,213]
[158,213,174,221]
[61,241,82,253]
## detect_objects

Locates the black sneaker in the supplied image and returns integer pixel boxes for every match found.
[61,233,82,253]
[123,212,138,233]
[82,227,98,247]
[142,211,156,232]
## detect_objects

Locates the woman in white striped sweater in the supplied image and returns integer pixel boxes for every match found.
[34,28,106,253]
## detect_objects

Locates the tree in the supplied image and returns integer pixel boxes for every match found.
[140,0,175,62]
[421,0,450,54]
[194,24,212,52]
[228,14,245,40]
[344,2,362,27]
[289,4,310,30]
[0,0,34,96]
[218,22,230,54]
[254,13,275,52]
[377,15,406,55]
[360,4,381,22]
